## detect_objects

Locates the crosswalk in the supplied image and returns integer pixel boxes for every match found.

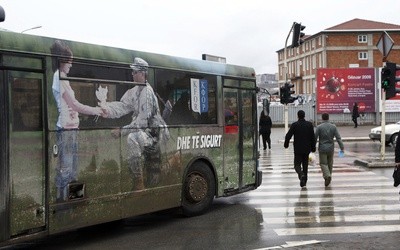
[246,147,400,237]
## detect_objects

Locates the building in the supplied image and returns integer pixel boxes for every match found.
[277,18,400,95]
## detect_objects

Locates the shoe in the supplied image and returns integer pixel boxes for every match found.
[324,176,331,187]
[300,176,307,187]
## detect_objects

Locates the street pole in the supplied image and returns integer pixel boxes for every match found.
[381,82,386,161]
[283,23,295,133]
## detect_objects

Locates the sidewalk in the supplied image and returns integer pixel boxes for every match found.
[337,125,395,168]
[336,124,372,141]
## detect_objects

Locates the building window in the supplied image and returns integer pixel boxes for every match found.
[318,53,322,68]
[358,52,368,60]
[311,55,315,69]
[358,35,367,43]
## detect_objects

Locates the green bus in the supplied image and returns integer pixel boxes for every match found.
[0,30,261,246]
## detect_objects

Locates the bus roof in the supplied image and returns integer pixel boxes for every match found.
[0,30,255,79]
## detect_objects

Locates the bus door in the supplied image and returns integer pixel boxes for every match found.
[0,68,46,241]
[223,87,240,190]
[223,81,257,191]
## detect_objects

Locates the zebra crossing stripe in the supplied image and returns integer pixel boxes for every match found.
[244,195,399,204]
[274,225,400,236]
[264,176,388,182]
[258,182,392,189]
[262,213,400,224]
[246,188,397,196]
[253,240,330,249]
[257,203,399,213]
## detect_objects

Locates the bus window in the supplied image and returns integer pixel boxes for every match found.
[11,77,42,131]
[155,69,217,125]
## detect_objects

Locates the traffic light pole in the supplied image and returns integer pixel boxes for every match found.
[283,23,295,133]
[380,89,386,160]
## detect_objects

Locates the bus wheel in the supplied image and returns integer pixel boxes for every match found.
[182,161,215,216]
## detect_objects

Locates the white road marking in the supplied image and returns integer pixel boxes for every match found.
[274,225,400,236]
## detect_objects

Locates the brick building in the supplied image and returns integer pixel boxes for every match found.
[277,18,400,95]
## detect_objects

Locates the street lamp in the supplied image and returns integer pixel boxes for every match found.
[21,25,42,33]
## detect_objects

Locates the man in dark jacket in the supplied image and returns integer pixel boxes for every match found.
[284,110,316,187]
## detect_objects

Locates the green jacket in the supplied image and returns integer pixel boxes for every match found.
[315,121,344,153]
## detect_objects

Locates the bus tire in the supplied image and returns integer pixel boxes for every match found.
[182,161,215,217]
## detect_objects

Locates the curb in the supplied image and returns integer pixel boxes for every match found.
[354,159,395,168]
[341,137,370,142]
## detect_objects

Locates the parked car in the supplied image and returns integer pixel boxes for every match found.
[369,121,400,146]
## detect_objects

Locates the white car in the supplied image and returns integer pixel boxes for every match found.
[369,121,400,146]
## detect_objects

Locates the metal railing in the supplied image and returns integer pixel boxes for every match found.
[261,102,400,127]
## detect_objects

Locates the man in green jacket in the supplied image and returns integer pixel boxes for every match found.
[315,113,344,187]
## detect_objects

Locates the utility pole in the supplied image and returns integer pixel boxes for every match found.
[283,25,292,133]
[283,22,305,133]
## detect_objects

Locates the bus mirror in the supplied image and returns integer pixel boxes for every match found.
[0,6,5,22]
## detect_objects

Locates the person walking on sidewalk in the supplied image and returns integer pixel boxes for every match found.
[259,110,272,150]
[315,113,344,187]
[284,110,316,187]
[352,102,359,128]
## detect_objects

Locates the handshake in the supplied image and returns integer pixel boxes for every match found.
[93,86,110,121]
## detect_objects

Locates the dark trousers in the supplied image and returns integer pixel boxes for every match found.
[261,132,271,149]
[294,152,309,180]
[352,116,358,127]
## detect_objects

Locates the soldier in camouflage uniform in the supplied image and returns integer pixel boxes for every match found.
[102,57,169,190]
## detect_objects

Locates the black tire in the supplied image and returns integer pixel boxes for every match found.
[181,161,215,216]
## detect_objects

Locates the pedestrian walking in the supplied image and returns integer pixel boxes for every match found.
[259,110,272,150]
[314,113,344,187]
[352,102,359,128]
[284,110,316,187]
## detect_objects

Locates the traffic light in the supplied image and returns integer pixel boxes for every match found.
[262,98,270,114]
[285,83,297,103]
[291,22,306,48]
[280,85,286,104]
[381,62,400,100]
[280,83,297,104]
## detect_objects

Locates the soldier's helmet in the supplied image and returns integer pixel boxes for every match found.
[130,57,148,72]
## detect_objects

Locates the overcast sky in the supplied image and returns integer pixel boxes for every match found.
[0,0,399,74]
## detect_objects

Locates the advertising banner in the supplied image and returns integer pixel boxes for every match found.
[316,68,375,114]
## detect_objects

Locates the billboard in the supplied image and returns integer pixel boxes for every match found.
[316,68,375,114]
